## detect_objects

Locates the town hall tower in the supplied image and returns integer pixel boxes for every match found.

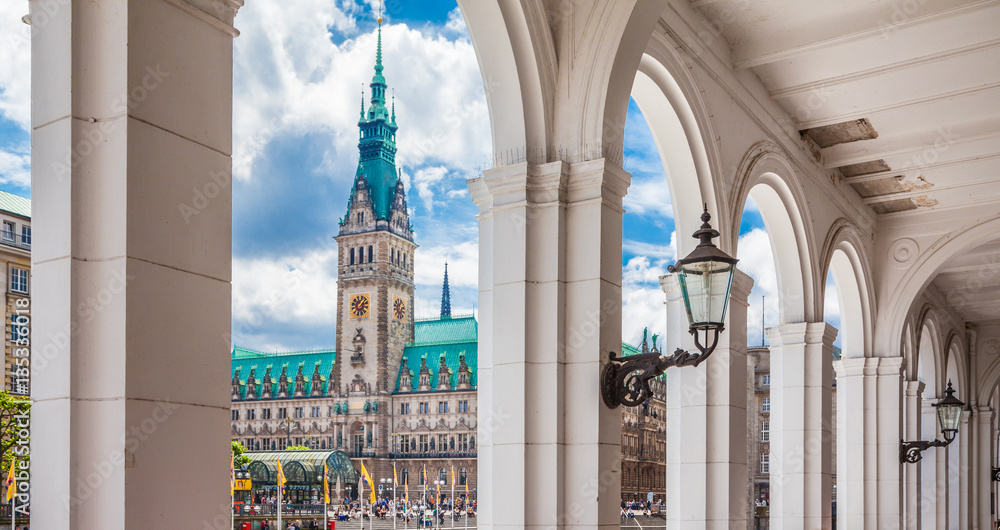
[332,14,416,455]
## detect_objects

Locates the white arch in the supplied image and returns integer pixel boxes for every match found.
[458,0,544,162]
[916,310,944,397]
[821,223,875,359]
[632,50,722,254]
[729,143,817,323]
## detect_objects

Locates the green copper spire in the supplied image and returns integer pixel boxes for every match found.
[354,8,399,220]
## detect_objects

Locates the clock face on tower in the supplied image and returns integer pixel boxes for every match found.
[393,297,406,321]
[350,293,370,319]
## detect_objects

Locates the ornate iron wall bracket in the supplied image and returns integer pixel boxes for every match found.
[992,467,1000,482]
[899,438,950,464]
[601,327,722,409]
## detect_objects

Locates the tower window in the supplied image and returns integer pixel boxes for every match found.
[368,246,373,263]
[359,247,364,264]
[350,248,355,265]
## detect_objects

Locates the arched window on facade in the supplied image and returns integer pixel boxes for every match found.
[350,248,355,265]
[459,468,467,486]
[439,468,447,484]
[368,245,373,263]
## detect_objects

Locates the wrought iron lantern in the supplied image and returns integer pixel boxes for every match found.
[601,206,738,408]
[900,381,965,463]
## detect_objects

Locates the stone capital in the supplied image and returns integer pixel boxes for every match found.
[904,380,925,398]
[565,158,631,206]
[975,406,993,425]
[659,272,682,302]
[834,356,879,378]
[466,177,492,214]
[875,355,905,376]
[730,268,754,304]
[162,0,244,37]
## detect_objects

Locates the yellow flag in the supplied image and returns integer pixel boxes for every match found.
[393,462,398,486]
[230,454,235,496]
[404,476,408,502]
[5,459,14,502]
[361,462,376,504]
[323,462,331,504]
[451,465,455,487]
[276,459,287,490]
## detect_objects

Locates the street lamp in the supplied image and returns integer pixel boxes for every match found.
[280,419,300,448]
[900,381,965,463]
[602,206,738,408]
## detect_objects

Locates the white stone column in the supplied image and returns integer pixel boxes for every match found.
[663,268,753,530]
[30,0,240,528]
[937,432,948,529]
[834,356,905,530]
[469,159,630,530]
[904,380,924,530]
[974,407,993,530]
[766,322,837,530]
[921,399,939,529]
[960,411,970,530]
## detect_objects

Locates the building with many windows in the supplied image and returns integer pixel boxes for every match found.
[28,1,1000,528]
[0,191,30,396]
[230,19,478,499]
[620,334,666,503]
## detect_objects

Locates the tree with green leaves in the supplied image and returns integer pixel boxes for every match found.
[0,392,30,472]
[231,440,251,467]
[285,445,310,451]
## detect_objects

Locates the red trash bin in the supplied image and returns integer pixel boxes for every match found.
[240,522,251,530]
[328,521,336,530]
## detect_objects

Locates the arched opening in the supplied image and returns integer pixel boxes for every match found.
[744,180,810,325]
[620,48,719,508]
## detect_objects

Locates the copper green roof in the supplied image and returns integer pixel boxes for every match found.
[412,314,477,345]
[231,347,336,399]
[245,450,358,486]
[0,191,30,219]
[394,315,478,393]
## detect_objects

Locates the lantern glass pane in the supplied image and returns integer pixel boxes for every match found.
[937,404,963,433]
[677,259,736,327]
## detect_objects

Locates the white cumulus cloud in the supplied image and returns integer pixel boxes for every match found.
[0,144,30,188]
[231,247,339,335]
[0,5,30,129]
[232,3,489,182]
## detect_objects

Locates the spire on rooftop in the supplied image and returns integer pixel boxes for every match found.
[441,262,452,319]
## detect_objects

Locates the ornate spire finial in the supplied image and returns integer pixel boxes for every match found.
[391,89,396,123]
[441,262,452,319]
[360,85,365,119]
[375,0,383,72]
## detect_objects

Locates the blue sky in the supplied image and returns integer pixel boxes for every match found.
[0,0,839,352]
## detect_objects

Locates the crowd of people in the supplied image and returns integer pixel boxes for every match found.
[330,497,477,526]
[620,499,661,518]
[244,495,478,528]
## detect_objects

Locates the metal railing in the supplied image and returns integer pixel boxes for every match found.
[388,451,476,459]
[0,234,30,251]
[234,503,327,517]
